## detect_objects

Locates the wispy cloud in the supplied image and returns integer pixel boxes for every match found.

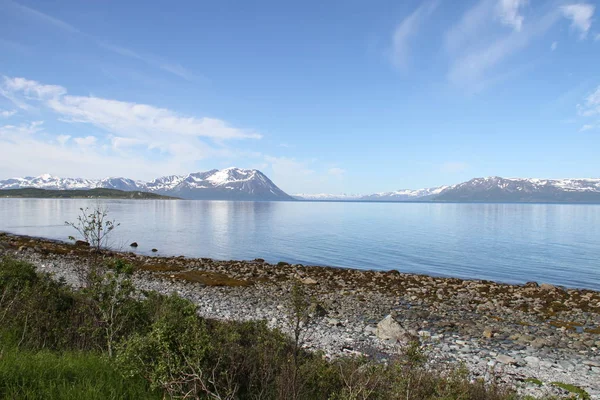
[444,0,495,53]
[575,85,600,131]
[561,3,595,39]
[73,136,97,147]
[390,1,438,70]
[580,124,595,131]
[551,41,558,50]
[1,76,260,142]
[0,109,17,118]
[0,76,262,177]
[5,1,199,82]
[577,85,600,116]
[0,120,43,136]
[97,42,202,83]
[5,0,80,34]
[497,0,528,31]
[446,2,562,90]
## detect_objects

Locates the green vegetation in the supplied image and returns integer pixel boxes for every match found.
[524,378,543,386]
[0,187,178,199]
[550,382,590,399]
[0,254,527,399]
[0,349,161,400]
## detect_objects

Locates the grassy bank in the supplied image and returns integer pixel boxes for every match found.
[0,348,160,400]
[0,255,537,399]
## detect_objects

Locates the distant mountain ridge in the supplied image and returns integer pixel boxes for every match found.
[295,176,600,203]
[3,173,600,203]
[0,168,293,201]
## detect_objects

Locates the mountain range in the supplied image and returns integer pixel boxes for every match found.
[0,168,293,201]
[295,176,600,203]
[2,171,600,203]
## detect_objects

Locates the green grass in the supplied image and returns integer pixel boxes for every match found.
[550,382,590,399]
[0,348,161,400]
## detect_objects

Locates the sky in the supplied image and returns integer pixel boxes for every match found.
[0,0,599,194]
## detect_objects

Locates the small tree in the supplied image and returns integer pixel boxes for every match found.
[65,206,120,253]
[65,206,120,286]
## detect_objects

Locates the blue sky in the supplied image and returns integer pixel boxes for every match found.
[0,0,599,194]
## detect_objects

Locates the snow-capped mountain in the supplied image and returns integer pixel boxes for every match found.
[294,176,600,203]
[360,186,449,201]
[292,193,363,201]
[434,176,600,203]
[0,168,294,201]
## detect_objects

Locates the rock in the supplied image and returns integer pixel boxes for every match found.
[558,360,575,371]
[524,356,540,366]
[524,281,539,288]
[74,240,90,247]
[540,283,555,291]
[483,327,494,339]
[496,355,518,365]
[130,242,139,248]
[376,315,411,343]
[302,277,318,285]
[530,338,547,349]
[151,248,158,252]
[583,360,600,368]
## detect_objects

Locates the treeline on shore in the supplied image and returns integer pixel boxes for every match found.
[0,255,524,400]
[0,188,178,199]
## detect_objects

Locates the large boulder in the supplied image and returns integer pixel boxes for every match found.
[376,315,411,343]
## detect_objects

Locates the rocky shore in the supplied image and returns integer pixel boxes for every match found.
[1,232,599,399]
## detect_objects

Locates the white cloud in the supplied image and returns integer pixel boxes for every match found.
[497,0,528,31]
[97,42,201,82]
[577,85,600,116]
[6,1,197,82]
[551,41,558,51]
[447,6,561,89]
[56,135,70,145]
[0,109,17,118]
[73,136,97,147]
[328,167,346,177]
[390,1,438,69]
[561,4,595,39]
[445,0,495,53]
[1,76,261,147]
[596,33,600,40]
[580,124,595,131]
[0,121,43,136]
[6,0,80,34]
[0,76,264,180]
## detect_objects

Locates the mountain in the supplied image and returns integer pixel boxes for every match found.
[294,176,600,203]
[0,168,294,201]
[359,186,449,202]
[293,193,363,201]
[434,177,600,203]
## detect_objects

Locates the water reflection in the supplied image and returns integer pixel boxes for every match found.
[0,199,599,290]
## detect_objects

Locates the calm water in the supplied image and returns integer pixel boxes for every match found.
[1,199,599,290]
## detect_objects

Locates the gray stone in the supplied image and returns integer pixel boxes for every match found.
[497,355,518,365]
[558,360,575,371]
[376,315,411,343]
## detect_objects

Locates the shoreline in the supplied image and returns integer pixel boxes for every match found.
[1,231,599,398]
